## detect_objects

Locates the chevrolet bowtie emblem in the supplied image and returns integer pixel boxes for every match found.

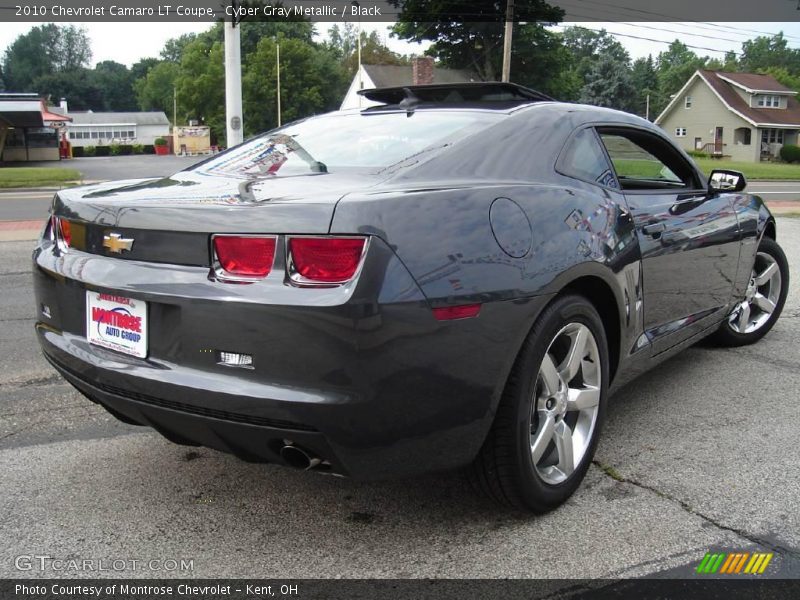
[103,232,134,254]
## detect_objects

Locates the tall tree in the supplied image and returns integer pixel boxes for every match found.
[653,41,707,116]
[243,36,347,136]
[32,69,104,111]
[3,24,91,91]
[630,55,658,119]
[580,55,636,112]
[740,33,800,73]
[327,25,408,77]
[391,0,563,81]
[93,60,137,111]
[135,61,180,114]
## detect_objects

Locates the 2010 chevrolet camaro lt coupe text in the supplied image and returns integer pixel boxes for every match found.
[34,83,789,512]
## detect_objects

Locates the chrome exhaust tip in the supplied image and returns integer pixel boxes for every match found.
[280,444,322,471]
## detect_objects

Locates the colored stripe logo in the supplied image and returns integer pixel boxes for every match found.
[696,552,773,574]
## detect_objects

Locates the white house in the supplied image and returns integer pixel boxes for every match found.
[53,100,170,148]
[341,57,477,110]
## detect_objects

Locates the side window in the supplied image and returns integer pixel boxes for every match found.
[559,128,619,189]
[598,129,700,191]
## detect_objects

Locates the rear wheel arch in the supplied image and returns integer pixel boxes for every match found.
[557,276,622,385]
[763,218,776,241]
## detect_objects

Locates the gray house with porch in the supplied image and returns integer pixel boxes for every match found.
[656,70,800,162]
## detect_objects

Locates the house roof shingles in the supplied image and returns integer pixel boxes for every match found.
[363,64,477,88]
[714,71,795,94]
[699,70,800,127]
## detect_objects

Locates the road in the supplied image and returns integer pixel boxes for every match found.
[748,181,800,202]
[0,218,798,579]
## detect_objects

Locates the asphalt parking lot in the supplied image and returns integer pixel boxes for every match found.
[0,218,798,580]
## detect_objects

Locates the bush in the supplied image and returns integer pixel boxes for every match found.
[110,144,122,156]
[71,146,84,158]
[95,146,111,157]
[83,146,96,157]
[154,137,167,146]
[688,150,710,159]
[143,145,155,154]
[132,144,144,155]
[779,144,800,163]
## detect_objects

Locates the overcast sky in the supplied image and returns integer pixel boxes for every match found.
[3,22,800,68]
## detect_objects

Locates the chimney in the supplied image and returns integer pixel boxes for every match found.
[59,98,68,114]
[412,56,435,85]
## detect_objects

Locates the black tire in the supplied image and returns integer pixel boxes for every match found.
[710,237,789,347]
[469,294,609,513]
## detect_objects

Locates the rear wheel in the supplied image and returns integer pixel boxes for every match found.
[711,237,788,347]
[469,295,608,513]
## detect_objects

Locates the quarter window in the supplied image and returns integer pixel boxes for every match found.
[598,128,701,191]
[558,128,618,189]
[685,96,693,109]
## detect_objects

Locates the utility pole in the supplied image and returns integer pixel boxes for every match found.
[276,42,282,127]
[224,3,243,147]
[501,0,515,82]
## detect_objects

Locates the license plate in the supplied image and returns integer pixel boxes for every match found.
[86,291,148,358]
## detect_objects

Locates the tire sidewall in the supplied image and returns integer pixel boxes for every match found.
[510,296,610,510]
[721,237,789,345]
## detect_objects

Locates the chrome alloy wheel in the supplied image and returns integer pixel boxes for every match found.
[530,323,601,485]
[728,251,782,334]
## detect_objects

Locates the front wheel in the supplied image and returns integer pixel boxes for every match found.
[711,237,789,347]
[469,295,609,513]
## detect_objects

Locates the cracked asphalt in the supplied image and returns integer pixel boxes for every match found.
[0,218,798,580]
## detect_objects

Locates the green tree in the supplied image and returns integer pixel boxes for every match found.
[706,50,739,72]
[135,61,180,114]
[557,26,630,102]
[93,60,137,111]
[32,69,104,111]
[630,55,658,119]
[579,55,636,112]
[327,25,408,77]
[391,0,563,82]
[740,33,800,73]
[0,64,5,92]
[130,57,160,83]
[653,41,707,116]
[243,36,347,136]
[175,38,226,141]
[3,24,91,91]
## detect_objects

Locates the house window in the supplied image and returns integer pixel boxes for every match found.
[757,95,781,108]
[761,129,785,145]
[685,96,693,109]
[675,128,687,137]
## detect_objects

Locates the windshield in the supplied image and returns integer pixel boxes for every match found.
[191,111,503,179]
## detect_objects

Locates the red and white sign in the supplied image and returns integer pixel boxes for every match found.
[86,291,148,358]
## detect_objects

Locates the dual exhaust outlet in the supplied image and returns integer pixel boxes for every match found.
[280,443,322,471]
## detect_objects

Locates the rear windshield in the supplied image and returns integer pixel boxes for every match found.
[190,111,502,178]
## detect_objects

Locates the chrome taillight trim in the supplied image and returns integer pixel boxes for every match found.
[210,233,278,284]
[285,235,370,287]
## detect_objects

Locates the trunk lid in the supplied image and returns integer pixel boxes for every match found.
[53,170,384,266]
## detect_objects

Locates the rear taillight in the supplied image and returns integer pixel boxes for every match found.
[212,235,276,280]
[52,216,71,250]
[287,236,367,284]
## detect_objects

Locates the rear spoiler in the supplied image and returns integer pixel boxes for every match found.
[358,82,554,107]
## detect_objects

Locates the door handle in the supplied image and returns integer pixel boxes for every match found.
[642,222,666,236]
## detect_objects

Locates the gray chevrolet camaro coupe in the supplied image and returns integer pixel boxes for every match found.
[34,83,789,512]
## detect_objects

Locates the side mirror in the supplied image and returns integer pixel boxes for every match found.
[709,169,747,193]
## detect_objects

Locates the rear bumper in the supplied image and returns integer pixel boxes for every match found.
[33,236,551,480]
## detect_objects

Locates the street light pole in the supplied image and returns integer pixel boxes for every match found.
[224,5,244,147]
[501,0,515,82]
[276,42,281,127]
